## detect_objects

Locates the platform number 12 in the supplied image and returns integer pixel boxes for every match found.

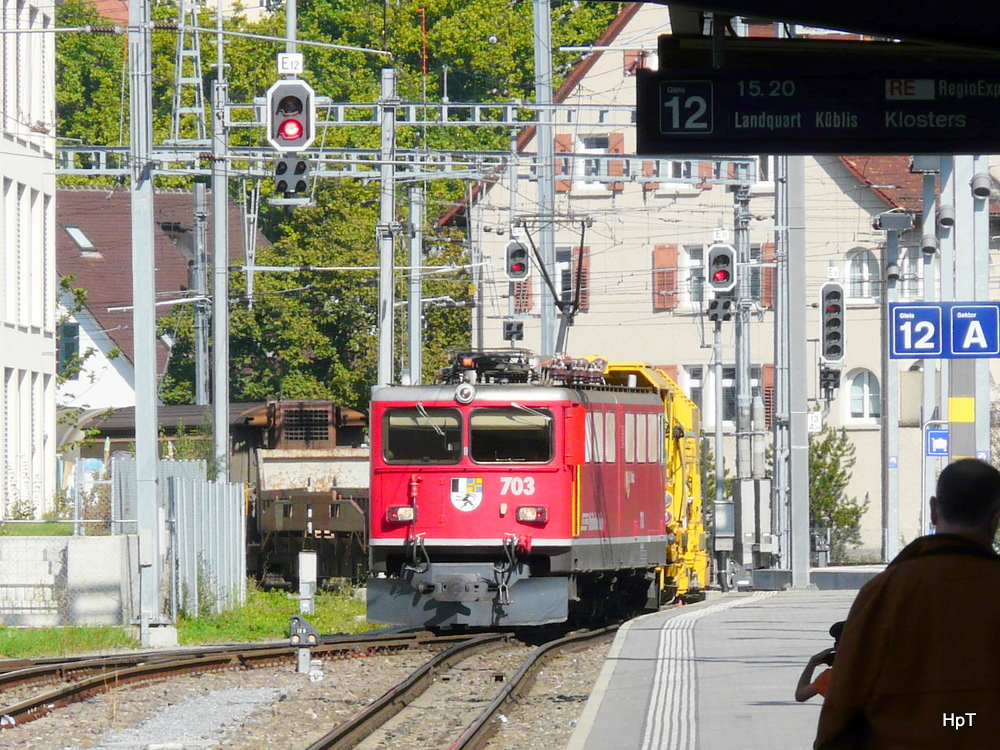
[659,81,713,134]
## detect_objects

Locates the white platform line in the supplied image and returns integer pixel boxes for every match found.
[641,592,779,750]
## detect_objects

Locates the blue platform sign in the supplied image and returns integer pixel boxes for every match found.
[926,429,949,457]
[890,304,943,357]
[890,302,1000,359]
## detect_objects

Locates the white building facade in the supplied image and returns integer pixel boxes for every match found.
[0,0,58,518]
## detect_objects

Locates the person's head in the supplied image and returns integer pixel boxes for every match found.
[829,620,845,645]
[931,458,1000,539]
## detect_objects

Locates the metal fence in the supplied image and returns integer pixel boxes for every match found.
[168,475,246,618]
[111,458,208,535]
[113,459,246,619]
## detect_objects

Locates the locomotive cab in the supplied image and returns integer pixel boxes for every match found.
[366,351,707,629]
[368,384,579,627]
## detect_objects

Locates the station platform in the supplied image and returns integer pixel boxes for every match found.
[567,586,866,750]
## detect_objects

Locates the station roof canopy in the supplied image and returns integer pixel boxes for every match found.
[658,1,1000,53]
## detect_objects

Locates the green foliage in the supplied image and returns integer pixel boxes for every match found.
[159,179,472,411]
[809,424,869,562]
[55,0,129,149]
[0,521,74,536]
[700,440,733,505]
[58,0,622,408]
[0,626,139,658]
[0,584,376,656]
[175,581,378,643]
[5,493,37,521]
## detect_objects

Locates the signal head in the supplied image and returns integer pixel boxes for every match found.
[266,79,316,153]
[706,243,737,294]
[505,240,531,280]
[820,282,846,364]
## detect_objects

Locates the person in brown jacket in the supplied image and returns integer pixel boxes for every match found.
[815,458,1000,749]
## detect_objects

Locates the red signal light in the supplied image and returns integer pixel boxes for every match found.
[712,269,731,283]
[278,118,304,141]
[510,261,526,274]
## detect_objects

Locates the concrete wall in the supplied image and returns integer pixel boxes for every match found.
[0,535,137,627]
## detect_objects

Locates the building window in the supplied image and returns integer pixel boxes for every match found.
[684,363,762,429]
[684,365,704,414]
[556,248,574,304]
[57,321,79,379]
[64,225,97,254]
[849,369,881,420]
[898,246,923,300]
[722,366,737,422]
[555,246,590,311]
[847,248,879,300]
[577,135,609,188]
[684,245,705,307]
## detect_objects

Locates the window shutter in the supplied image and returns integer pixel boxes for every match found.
[574,246,590,311]
[698,161,714,188]
[555,134,573,193]
[653,244,679,311]
[609,133,625,192]
[643,161,659,192]
[762,363,775,429]
[761,242,776,309]
[513,278,533,312]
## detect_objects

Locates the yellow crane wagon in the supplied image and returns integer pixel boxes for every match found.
[601,361,710,602]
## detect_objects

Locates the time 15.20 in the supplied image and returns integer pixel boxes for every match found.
[738,80,796,97]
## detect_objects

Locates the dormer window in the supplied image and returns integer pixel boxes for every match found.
[65,226,99,256]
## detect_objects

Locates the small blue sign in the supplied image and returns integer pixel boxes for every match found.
[926,429,949,457]
[890,304,943,357]
[950,305,1000,357]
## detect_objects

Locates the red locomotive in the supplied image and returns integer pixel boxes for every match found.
[366,350,708,628]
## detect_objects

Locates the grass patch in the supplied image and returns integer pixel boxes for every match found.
[0,521,74,536]
[0,582,381,657]
[175,583,379,645]
[0,626,139,659]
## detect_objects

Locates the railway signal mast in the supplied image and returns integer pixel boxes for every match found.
[704,241,737,585]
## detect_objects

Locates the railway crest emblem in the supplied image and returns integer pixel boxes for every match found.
[450,477,483,511]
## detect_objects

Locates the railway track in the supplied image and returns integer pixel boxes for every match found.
[306,625,617,750]
[0,631,444,727]
[0,625,616,748]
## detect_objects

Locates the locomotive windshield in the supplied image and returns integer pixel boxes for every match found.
[383,407,462,464]
[470,407,553,463]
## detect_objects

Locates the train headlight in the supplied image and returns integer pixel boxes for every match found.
[455,382,476,404]
[387,506,417,523]
[516,506,548,523]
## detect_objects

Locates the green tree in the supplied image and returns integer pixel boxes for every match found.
[63,0,622,408]
[809,424,869,562]
[159,179,472,411]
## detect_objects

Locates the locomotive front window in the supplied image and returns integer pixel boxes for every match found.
[383,407,462,464]
[470,407,553,463]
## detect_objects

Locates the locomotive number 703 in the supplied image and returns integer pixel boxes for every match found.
[499,476,536,496]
